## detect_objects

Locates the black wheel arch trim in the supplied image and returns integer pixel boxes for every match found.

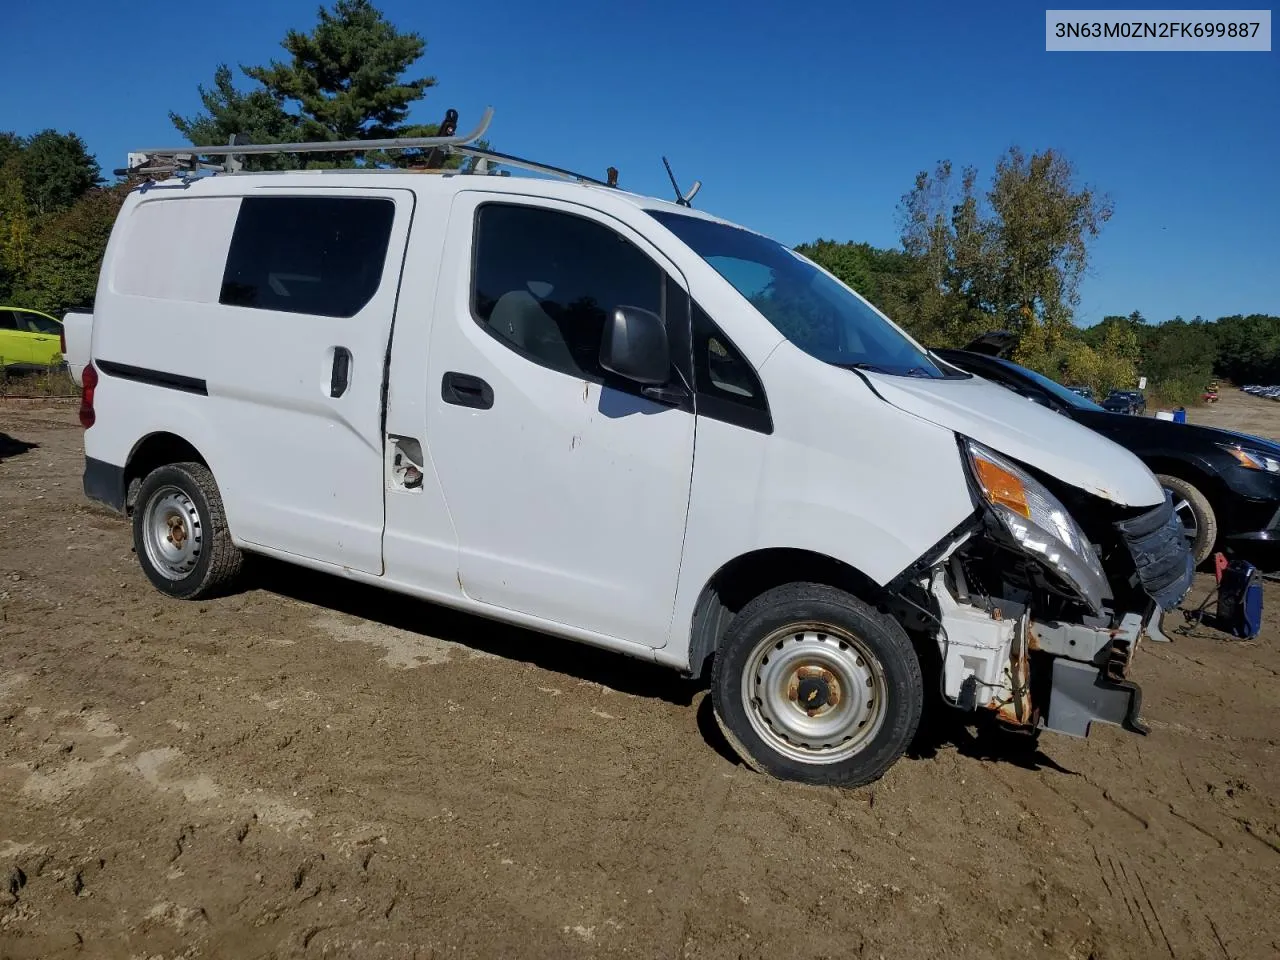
[684,546,912,680]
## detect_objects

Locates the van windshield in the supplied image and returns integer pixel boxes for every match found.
[648,209,951,379]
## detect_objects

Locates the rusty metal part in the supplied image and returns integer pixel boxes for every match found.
[787,665,843,715]
[993,610,1034,728]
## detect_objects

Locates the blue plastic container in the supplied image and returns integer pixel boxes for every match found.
[1173,407,1187,423]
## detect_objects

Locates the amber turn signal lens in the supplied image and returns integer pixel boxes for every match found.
[973,457,1030,519]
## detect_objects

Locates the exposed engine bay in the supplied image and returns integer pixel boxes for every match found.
[892,439,1196,740]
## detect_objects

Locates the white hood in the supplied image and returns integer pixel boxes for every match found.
[864,370,1165,508]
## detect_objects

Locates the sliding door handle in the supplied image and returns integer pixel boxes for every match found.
[330,347,352,398]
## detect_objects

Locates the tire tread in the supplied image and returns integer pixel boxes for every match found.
[1157,472,1217,566]
[133,461,242,600]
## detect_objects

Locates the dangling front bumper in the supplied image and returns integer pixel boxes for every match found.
[1034,604,1168,738]
[1034,493,1195,739]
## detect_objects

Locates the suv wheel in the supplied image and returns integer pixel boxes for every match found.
[133,461,243,599]
[711,583,923,788]
[1157,473,1217,566]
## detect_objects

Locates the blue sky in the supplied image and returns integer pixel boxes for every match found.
[2,0,1276,324]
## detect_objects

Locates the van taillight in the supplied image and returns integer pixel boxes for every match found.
[79,364,98,429]
[60,328,67,355]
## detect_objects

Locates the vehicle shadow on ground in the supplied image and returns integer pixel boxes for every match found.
[0,432,38,462]
[248,558,1081,776]
[248,557,705,707]
[908,704,1078,776]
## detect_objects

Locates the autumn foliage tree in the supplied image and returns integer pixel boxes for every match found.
[803,145,1143,397]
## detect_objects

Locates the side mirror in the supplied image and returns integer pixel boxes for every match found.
[599,306,669,386]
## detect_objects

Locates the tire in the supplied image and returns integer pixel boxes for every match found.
[711,582,923,788]
[1157,473,1217,566]
[132,461,243,599]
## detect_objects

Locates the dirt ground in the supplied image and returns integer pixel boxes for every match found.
[2,391,1278,960]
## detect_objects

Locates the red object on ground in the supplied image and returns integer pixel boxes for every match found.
[1214,551,1229,584]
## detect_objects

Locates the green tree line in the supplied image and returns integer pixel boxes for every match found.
[1,0,1273,406]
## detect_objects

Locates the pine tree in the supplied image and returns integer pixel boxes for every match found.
[170,0,462,170]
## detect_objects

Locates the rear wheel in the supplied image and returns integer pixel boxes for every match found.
[133,461,242,599]
[711,583,923,788]
[1157,473,1217,566]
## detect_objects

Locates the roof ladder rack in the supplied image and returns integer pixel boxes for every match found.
[118,106,618,188]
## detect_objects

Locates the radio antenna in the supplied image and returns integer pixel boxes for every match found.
[661,156,701,207]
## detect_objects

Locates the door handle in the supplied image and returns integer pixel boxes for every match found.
[330,347,352,397]
[441,371,493,410]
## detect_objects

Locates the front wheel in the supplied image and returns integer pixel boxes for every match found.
[711,583,923,788]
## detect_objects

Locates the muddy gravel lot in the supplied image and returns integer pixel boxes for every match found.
[2,393,1279,960]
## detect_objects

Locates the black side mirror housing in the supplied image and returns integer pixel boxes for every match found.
[599,306,669,386]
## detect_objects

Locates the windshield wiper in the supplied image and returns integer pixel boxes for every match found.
[839,362,935,378]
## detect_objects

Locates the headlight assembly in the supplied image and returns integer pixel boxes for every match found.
[963,440,1111,613]
[1222,444,1280,473]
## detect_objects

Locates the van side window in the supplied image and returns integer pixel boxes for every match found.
[691,302,772,434]
[472,203,663,380]
[219,197,395,318]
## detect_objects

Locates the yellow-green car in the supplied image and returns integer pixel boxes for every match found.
[0,307,64,370]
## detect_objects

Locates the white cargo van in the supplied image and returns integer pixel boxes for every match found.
[78,113,1193,787]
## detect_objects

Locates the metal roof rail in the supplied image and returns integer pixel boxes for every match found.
[120,106,495,176]
[446,145,613,187]
[117,107,619,188]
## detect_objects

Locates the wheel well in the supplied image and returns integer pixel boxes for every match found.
[686,549,887,681]
[1144,456,1223,506]
[124,433,207,512]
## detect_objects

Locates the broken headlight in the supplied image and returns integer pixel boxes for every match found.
[962,440,1111,613]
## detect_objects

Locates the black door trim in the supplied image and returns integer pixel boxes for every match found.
[96,359,208,396]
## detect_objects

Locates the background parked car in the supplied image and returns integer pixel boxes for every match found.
[1102,389,1147,415]
[935,332,1280,568]
[0,307,64,371]
[61,311,93,387]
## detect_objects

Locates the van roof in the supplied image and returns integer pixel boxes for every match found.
[124,108,760,237]
[131,167,755,234]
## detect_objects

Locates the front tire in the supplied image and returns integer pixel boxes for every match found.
[133,461,243,599]
[711,583,923,788]
[1158,473,1217,566]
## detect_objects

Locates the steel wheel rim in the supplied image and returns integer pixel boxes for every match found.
[1165,486,1199,543]
[740,622,889,765]
[142,485,203,580]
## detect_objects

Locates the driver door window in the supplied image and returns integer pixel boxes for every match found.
[472,203,665,382]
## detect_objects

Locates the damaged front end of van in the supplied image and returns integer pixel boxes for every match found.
[892,437,1195,741]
